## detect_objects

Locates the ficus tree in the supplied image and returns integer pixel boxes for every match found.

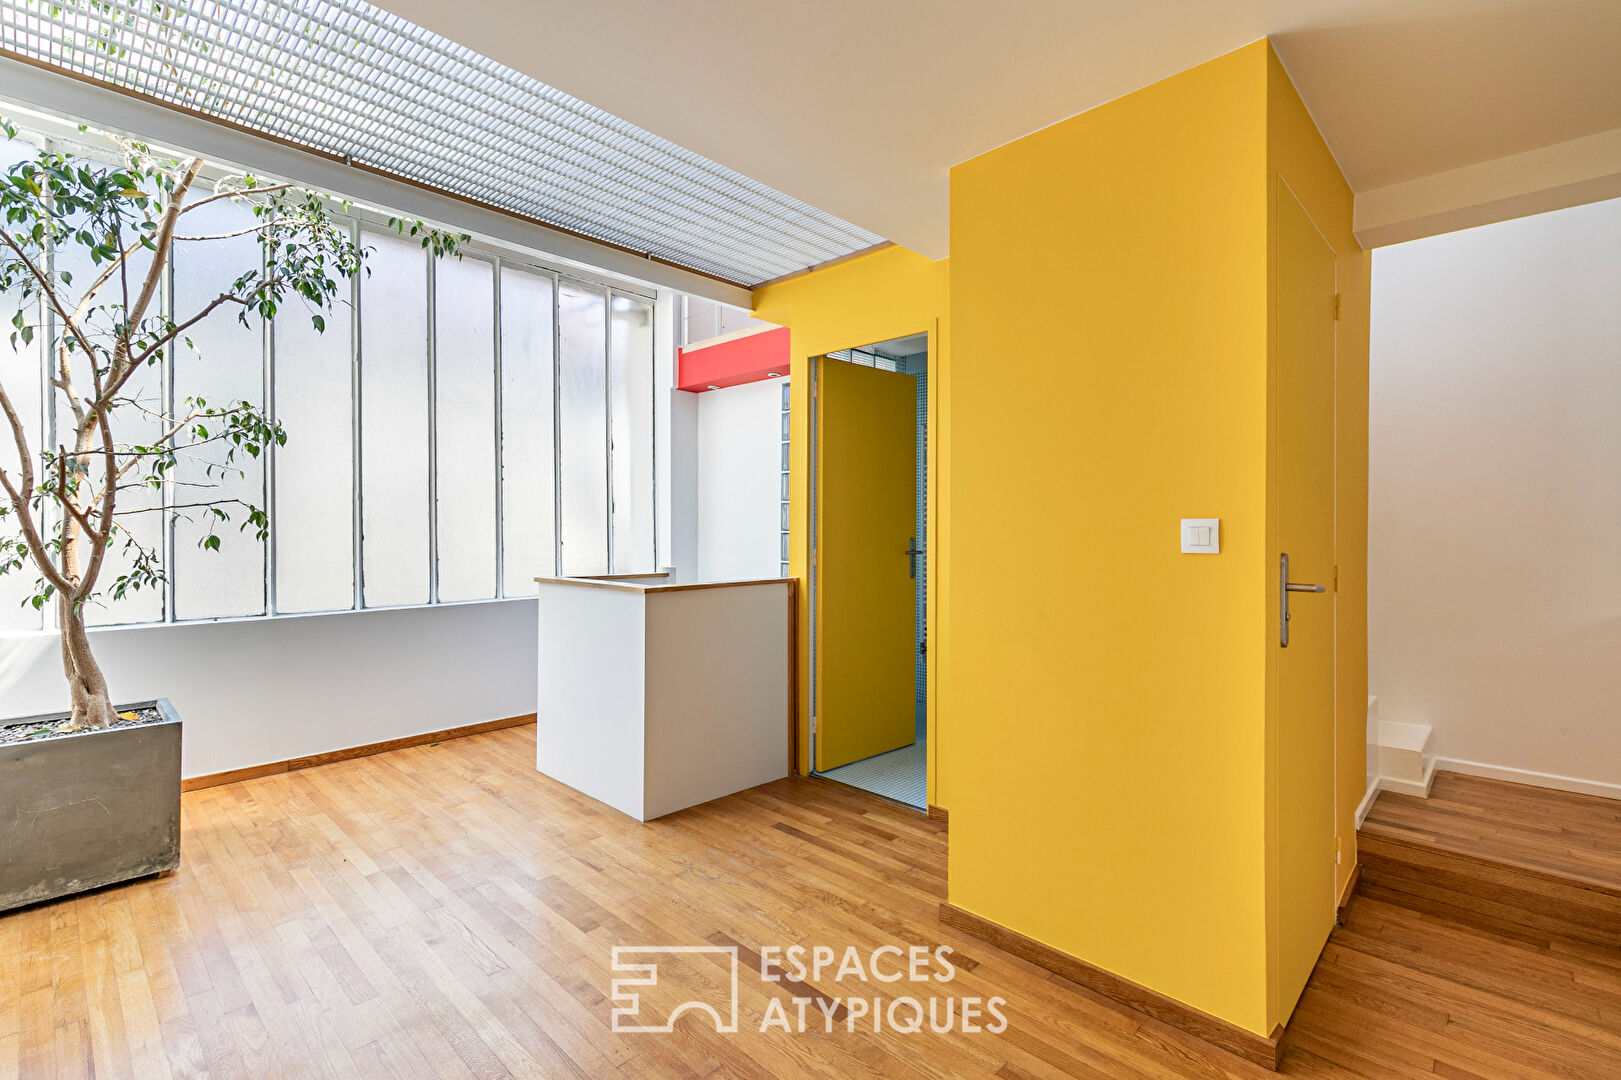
[0,119,462,730]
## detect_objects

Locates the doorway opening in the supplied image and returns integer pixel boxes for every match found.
[809,333,929,809]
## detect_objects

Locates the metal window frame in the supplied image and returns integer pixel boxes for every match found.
[424,246,438,606]
[6,116,659,633]
[349,217,366,613]
[491,257,505,598]
[263,237,279,617]
[603,280,615,576]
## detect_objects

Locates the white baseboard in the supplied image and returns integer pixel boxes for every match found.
[1435,758,1621,802]
[1354,779,1381,828]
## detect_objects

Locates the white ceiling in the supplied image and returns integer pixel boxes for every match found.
[380,0,1621,259]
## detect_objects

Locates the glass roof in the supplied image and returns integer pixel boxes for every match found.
[0,0,884,285]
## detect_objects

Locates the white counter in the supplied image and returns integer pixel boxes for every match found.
[533,575,794,821]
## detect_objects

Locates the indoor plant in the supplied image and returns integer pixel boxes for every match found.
[0,118,458,909]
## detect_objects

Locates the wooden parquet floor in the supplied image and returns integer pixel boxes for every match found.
[4,727,1618,1079]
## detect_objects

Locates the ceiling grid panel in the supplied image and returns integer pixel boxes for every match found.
[0,0,884,285]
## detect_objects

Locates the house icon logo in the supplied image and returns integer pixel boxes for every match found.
[610,946,740,1033]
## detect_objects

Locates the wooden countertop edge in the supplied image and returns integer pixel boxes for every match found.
[533,576,793,594]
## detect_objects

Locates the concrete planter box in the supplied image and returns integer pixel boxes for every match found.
[0,698,181,913]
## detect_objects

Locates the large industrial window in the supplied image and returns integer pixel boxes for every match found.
[0,122,659,632]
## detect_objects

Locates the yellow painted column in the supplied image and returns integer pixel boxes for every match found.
[753,38,1367,1041]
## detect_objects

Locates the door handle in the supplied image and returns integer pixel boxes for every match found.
[1280,552,1327,648]
[905,537,924,579]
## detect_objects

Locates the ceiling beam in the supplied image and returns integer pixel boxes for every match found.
[1354,125,1621,249]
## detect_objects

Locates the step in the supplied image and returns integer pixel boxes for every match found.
[1376,755,1437,797]
[1357,771,1621,950]
[1374,716,1435,793]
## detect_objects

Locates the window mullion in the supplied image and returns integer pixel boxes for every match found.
[263,234,277,616]
[38,155,58,634]
[426,251,439,605]
[551,270,563,580]
[350,219,365,613]
[162,239,176,625]
[492,256,505,598]
[602,284,614,575]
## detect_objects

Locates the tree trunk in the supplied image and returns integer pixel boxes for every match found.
[59,596,117,730]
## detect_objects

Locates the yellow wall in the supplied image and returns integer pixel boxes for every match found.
[754,39,1368,1039]
[946,43,1275,1035]
[751,247,951,808]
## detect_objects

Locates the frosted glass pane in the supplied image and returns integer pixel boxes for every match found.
[433,255,497,602]
[360,228,430,607]
[77,348,166,626]
[171,197,266,619]
[51,173,164,627]
[0,135,31,168]
[0,279,44,633]
[608,295,655,574]
[273,279,355,614]
[557,280,607,576]
[0,137,43,630]
[499,267,555,593]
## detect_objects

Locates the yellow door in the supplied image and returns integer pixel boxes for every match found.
[816,358,918,771]
[1275,184,1338,1019]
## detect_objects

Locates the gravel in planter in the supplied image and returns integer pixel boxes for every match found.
[0,705,165,746]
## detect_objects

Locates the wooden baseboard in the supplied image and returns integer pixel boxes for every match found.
[927,804,949,825]
[938,902,1284,1070]
[181,714,536,792]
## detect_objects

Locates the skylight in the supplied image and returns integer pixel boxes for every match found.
[0,0,884,285]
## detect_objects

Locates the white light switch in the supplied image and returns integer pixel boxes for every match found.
[1181,518,1220,554]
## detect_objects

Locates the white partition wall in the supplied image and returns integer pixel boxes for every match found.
[695,380,787,582]
[535,578,791,820]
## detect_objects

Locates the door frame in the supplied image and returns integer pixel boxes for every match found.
[798,322,939,806]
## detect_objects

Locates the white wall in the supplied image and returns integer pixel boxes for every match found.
[667,388,701,579]
[1370,196,1621,794]
[695,379,784,582]
[682,296,769,345]
[0,599,537,779]
[655,290,682,573]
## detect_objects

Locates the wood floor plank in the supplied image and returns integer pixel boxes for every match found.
[5,727,1619,1078]
[1363,773,1621,895]
[1360,774,1621,953]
